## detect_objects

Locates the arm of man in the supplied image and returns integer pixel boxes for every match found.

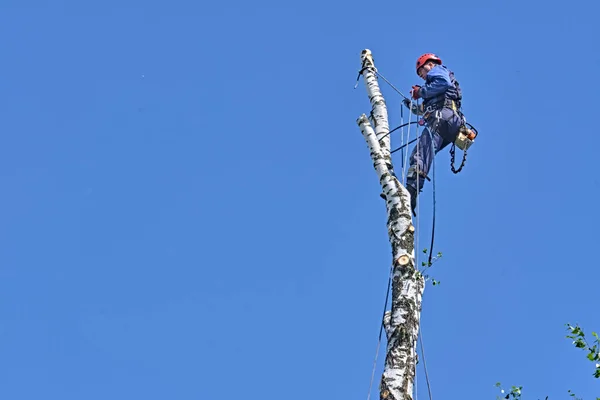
[419,65,452,100]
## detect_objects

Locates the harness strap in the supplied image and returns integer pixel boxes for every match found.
[424,99,460,115]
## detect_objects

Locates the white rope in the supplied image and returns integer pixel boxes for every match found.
[415,356,418,400]
[402,101,416,186]
[362,70,430,400]
[400,103,407,182]
[419,328,433,400]
[366,330,383,400]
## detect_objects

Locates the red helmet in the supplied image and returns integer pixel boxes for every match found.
[416,53,442,74]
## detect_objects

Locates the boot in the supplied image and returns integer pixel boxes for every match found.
[406,185,417,216]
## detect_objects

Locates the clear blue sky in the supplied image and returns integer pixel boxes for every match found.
[1,0,598,399]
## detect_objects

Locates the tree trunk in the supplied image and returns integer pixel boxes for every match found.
[356,49,425,400]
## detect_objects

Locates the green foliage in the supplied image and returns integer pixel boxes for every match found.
[495,382,523,400]
[417,248,442,286]
[566,323,600,379]
[493,324,598,400]
[567,389,582,400]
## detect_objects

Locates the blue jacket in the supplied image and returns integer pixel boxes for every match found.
[419,65,461,109]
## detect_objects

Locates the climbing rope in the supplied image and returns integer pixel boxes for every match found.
[426,124,437,269]
[381,122,420,142]
[399,100,406,178]
[375,71,410,100]
[415,102,435,400]
[366,265,393,400]
[419,329,433,400]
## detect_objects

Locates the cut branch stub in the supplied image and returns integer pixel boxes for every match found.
[395,255,410,266]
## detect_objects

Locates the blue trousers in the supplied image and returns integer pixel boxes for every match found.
[406,107,463,192]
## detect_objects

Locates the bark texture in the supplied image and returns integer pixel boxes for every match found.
[356,49,425,400]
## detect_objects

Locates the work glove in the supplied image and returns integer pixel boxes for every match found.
[410,85,421,100]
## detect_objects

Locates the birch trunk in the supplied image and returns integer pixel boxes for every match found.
[356,49,425,400]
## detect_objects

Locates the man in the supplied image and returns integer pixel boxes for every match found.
[402,53,464,215]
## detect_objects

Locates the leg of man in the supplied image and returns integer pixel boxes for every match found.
[434,108,463,144]
[406,127,446,193]
[404,121,451,215]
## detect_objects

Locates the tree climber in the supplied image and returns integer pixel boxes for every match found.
[402,53,466,216]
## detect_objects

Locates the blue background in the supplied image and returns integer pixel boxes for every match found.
[0,0,598,398]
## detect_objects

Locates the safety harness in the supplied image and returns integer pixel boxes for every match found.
[419,69,479,174]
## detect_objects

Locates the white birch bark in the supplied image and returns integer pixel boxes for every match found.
[356,49,425,400]
[359,49,393,175]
